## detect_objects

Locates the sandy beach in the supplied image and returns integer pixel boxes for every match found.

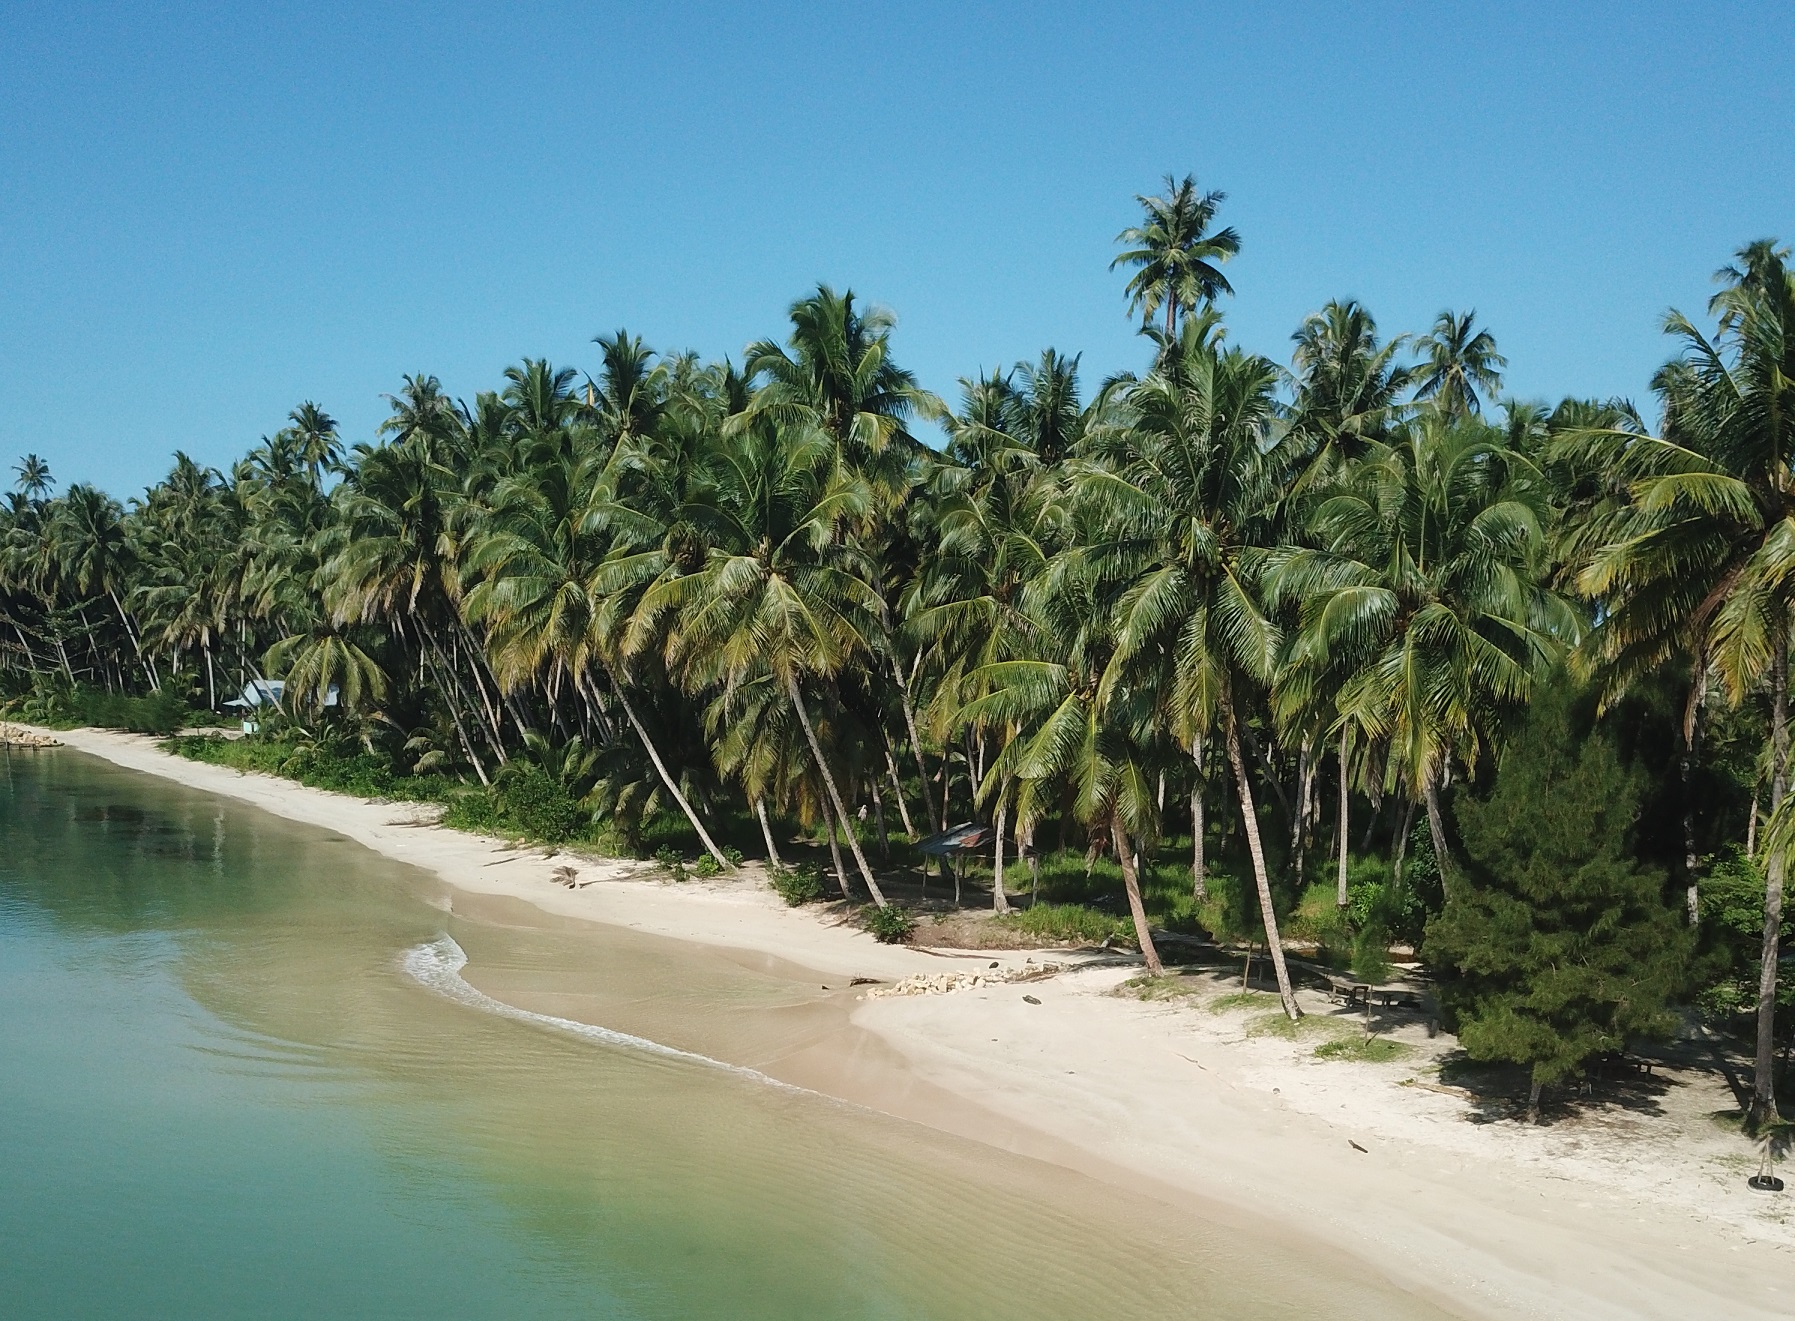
[30,727,1794,1321]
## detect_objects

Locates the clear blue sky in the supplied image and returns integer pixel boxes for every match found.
[2,1,1790,496]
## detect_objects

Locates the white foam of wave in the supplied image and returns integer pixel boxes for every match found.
[401,935,810,1095]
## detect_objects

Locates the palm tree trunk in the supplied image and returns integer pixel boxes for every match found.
[756,798,784,868]
[1191,736,1207,900]
[1423,771,1454,890]
[420,630,502,771]
[1393,798,1416,886]
[1292,736,1314,886]
[1752,632,1789,1125]
[1111,814,1162,974]
[1682,666,1709,925]
[871,779,890,857]
[820,794,851,898]
[992,785,1010,914]
[613,683,731,869]
[108,589,158,691]
[1225,713,1301,1020]
[1336,731,1352,907]
[785,673,887,906]
[883,742,917,839]
[890,655,939,832]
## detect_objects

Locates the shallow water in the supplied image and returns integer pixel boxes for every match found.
[0,750,1449,1319]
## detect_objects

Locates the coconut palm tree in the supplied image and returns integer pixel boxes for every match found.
[52,484,159,690]
[461,434,732,867]
[1270,416,1573,886]
[1111,174,1241,337]
[13,454,53,502]
[1069,313,1300,1015]
[1561,240,1795,1124]
[632,414,890,904]
[1284,300,1413,490]
[285,402,343,488]
[1414,311,1506,420]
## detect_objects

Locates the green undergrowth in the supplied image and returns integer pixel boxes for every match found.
[167,733,458,804]
[995,902,1133,946]
[10,682,219,736]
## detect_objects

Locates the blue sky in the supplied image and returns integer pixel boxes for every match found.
[1,1,1790,496]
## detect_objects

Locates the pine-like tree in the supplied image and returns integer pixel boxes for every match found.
[1427,677,1691,1121]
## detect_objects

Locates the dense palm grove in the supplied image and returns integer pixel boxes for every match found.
[4,178,1791,1124]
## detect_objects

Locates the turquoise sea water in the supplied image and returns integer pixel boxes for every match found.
[0,750,1446,1320]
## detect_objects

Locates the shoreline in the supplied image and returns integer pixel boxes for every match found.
[29,726,1794,1321]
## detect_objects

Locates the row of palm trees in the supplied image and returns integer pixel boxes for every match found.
[2,179,1789,1122]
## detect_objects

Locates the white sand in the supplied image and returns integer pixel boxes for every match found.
[38,728,1795,1321]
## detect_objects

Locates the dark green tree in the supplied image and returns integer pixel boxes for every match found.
[1427,678,1691,1121]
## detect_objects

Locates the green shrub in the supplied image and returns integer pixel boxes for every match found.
[863,904,915,944]
[692,853,722,878]
[654,845,690,882]
[771,865,826,906]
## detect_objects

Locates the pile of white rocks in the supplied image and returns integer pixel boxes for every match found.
[862,959,1065,999]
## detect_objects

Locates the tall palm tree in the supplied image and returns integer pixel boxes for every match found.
[1111,175,1241,337]
[1414,311,1506,420]
[1273,416,1571,891]
[633,416,891,904]
[52,484,159,690]
[285,402,342,488]
[461,435,732,866]
[13,454,52,502]
[741,285,941,820]
[1073,314,1301,1015]
[1284,300,1412,489]
[1559,240,1795,1124]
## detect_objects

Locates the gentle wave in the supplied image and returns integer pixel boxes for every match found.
[401,935,811,1095]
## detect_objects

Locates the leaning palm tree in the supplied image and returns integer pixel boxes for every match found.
[51,483,158,690]
[969,613,1168,969]
[1111,174,1241,338]
[633,416,891,905]
[461,435,734,866]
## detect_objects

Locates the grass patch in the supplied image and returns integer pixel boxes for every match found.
[1118,973,1207,1001]
[1315,1036,1413,1063]
[995,902,1133,947]
[1245,1010,1350,1041]
[1208,989,1277,1014]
